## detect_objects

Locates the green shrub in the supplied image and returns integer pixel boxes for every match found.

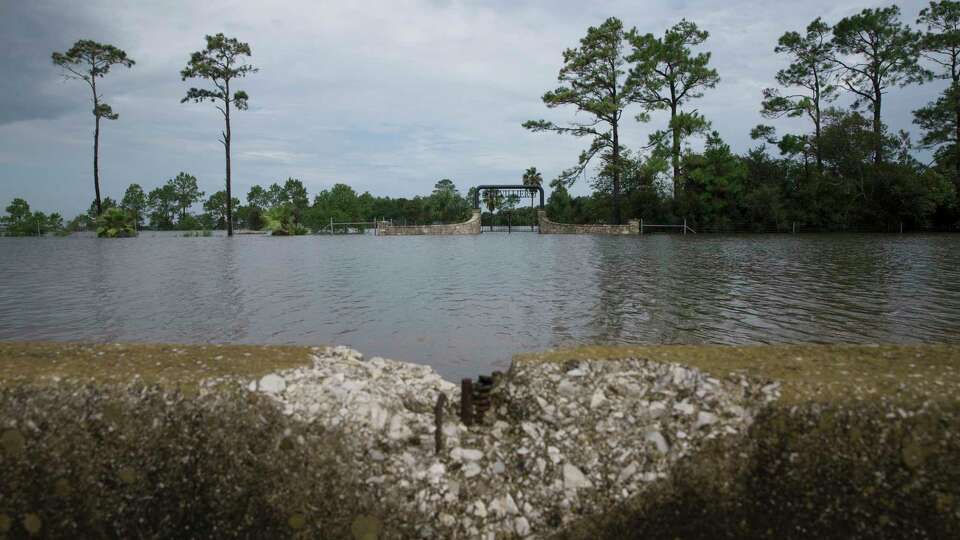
[95,208,137,238]
[265,206,308,236]
[0,383,385,539]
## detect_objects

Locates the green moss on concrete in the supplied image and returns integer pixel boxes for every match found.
[3,342,958,538]
[516,344,960,406]
[0,382,399,539]
[0,342,314,394]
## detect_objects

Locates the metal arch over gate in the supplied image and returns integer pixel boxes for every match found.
[473,185,544,210]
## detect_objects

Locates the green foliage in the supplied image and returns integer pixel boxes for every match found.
[51,40,134,124]
[51,40,135,92]
[522,167,544,189]
[96,207,137,238]
[203,190,241,229]
[916,1,960,196]
[52,40,135,217]
[138,175,205,231]
[170,172,204,223]
[246,184,272,209]
[483,189,503,213]
[87,196,117,221]
[279,178,309,214]
[546,184,574,222]
[175,213,205,233]
[147,184,177,230]
[523,17,636,224]
[180,33,258,111]
[1,199,65,236]
[297,180,471,231]
[265,206,309,236]
[2,198,31,234]
[181,33,257,237]
[308,183,361,228]
[257,178,311,226]
[761,18,837,170]
[919,0,960,65]
[64,214,91,233]
[681,132,749,229]
[120,183,147,227]
[832,6,928,164]
[628,19,719,197]
[520,13,952,230]
[429,179,469,223]
[238,205,266,230]
[914,86,960,152]
[45,212,64,234]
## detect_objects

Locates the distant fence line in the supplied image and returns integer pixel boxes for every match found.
[320,218,383,235]
[640,219,697,235]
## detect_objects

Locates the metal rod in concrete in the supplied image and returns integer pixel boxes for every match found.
[460,378,474,426]
[434,393,447,455]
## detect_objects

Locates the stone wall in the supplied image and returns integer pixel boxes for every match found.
[538,210,639,235]
[379,209,481,236]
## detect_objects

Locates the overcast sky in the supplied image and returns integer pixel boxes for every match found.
[0,0,946,216]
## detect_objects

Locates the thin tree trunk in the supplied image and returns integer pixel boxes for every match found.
[94,114,102,216]
[92,72,102,217]
[609,60,622,227]
[814,115,823,174]
[612,124,621,225]
[954,79,960,187]
[813,71,823,174]
[225,86,233,237]
[670,101,681,199]
[873,87,883,166]
[811,67,823,175]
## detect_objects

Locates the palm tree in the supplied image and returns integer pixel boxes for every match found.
[96,207,137,238]
[483,190,502,230]
[522,167,544,230]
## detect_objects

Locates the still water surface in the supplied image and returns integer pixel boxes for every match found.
[1,233,959,380]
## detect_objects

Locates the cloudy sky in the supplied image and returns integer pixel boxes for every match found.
[0,0,945,216]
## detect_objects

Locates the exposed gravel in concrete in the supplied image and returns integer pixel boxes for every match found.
[229,345,780,538]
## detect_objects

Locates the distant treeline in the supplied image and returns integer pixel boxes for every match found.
[8,2,960,235]
[1,178,479,235]
[523,3,960,231]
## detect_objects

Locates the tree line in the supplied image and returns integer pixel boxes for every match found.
[10,3,960,235]
[1,177,484,235]
[527,2,960,231]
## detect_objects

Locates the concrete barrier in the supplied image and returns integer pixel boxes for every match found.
[538,210,639,235]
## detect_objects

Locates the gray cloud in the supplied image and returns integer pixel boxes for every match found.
[0,1,100,124]
[0,0,945,215]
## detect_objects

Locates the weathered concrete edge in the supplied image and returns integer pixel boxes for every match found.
[379,209,481,235]
[537,210,640,235]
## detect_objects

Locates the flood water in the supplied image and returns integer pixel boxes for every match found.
[1,232,959,380]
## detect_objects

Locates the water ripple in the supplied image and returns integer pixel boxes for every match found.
[1,233,960,380]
